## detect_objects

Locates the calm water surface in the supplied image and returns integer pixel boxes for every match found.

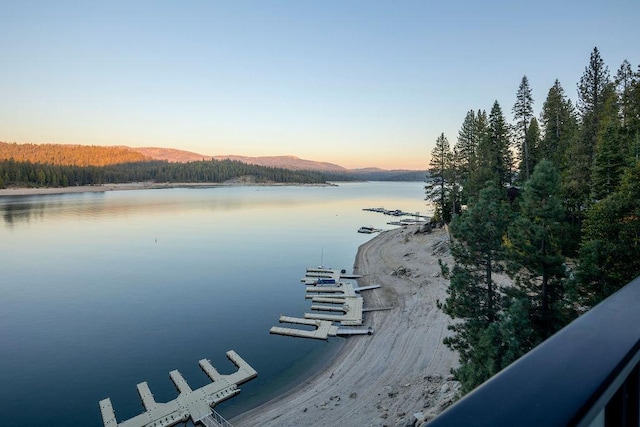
[0,182,430,426]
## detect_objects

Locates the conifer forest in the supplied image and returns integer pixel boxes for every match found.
[427,47,640,394]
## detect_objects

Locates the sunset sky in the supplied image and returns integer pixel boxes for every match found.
[1,1,638,170]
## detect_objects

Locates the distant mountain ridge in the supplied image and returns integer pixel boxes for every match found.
[134,147,348,172]
[212,154,348,173]
[0,142,426,181]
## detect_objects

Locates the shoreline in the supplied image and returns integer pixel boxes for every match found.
[0,181,335,197]
[231,226,459,427]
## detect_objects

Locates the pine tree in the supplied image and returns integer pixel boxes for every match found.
[475,109,489,144]
[426,133,452,223]
[575,161,640,308]
[524,117,541,172]
[561,49,611,239]
[513,75,535,181]
[577,47,611,143]
[469,101,512,197]
[615,59,634,128]
[539,79,578,173]
[569,48,611,204]
[629,65,640,161]
[440,185,511,393]
[591,83,626,200]
[446,147,464,219]
[507,160,569,339]
[456,110,478,187]
[614,60,640,165]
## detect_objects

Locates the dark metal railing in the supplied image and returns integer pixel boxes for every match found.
[427,276,640,427]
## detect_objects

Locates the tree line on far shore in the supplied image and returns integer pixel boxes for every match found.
[0,157,342,187]
[427,47,640,394]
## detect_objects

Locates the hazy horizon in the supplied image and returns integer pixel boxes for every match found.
[1,1,638,169]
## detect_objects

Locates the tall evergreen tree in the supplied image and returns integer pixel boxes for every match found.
[574,161,640,308]
[539,80,578,172]
[469,101,512,197]
[525,117,541,171]
[446,147,464,220]
[513,75,535,181]
[577,47,611,142]
[562,48,611,239]
[456,110,478,188]
[591,83,626,200]
[507,160,569,340]
[440,185,511,393]
[615,59,634,128]
[629,65,640,161]
[475,109,489,144]
[426,133,452,223]
[614,61,640,165]
[569,48,611,203]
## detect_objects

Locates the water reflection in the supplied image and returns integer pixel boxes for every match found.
[0,187,351,228]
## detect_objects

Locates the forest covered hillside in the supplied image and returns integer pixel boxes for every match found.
[0,142,346,187]
[0,142,151,166]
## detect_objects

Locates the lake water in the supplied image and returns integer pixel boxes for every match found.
[0,182,430,426]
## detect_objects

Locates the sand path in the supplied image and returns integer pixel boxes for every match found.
[232,226,459,427]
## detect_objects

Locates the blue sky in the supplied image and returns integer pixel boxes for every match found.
[1,1,638,169]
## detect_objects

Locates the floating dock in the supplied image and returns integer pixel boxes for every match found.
[99,351,257,427]
[363,207,429,219]
[271,267,380,340]
[305,296,364,325]
[270,315,373,340]
[302,268,362,281]
[270,316,339,340]
[305,282,381,299]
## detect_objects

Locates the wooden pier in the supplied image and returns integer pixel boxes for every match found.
[99,351,256,427]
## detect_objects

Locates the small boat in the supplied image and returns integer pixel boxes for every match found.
[358,226,381,234]
[302,277,339,286]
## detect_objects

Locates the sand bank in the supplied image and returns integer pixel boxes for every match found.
[0,182,333,197]
[232,226,459,427]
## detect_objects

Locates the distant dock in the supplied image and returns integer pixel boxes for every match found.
[363,207,429,219]
[99,351,257,427]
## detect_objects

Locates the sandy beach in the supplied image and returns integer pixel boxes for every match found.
[0,182,184,197]
[0,182,334,197]
[232,226,459,427]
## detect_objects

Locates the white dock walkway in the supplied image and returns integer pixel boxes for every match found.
[305,297,364,326]
[270,315,374,339]
[99,351,256,427]
[271,266,379,340]
[270,315,339,340]
[305,282,357,298]
[302,268,362,282]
